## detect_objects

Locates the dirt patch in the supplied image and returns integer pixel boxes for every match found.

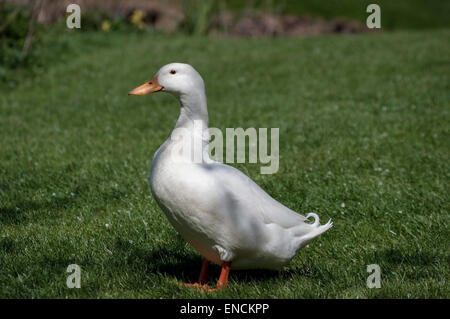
[210,12,374,37]
[8,0,183,32]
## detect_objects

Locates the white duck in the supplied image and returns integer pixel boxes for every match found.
[129,63,332,290]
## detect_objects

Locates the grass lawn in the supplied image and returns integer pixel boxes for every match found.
[0,29,449,298]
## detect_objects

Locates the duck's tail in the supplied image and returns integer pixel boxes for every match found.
[293,213,333,250]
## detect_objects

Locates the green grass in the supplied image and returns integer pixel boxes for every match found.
[0,29,449,298]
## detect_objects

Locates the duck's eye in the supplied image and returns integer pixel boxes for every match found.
[170,70,176,74]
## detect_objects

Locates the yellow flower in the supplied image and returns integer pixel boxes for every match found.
[101,20,111,32]
[130,10,146,29]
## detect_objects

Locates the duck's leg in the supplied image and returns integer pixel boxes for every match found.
[215,261,232,289]
[198,258,210,284]
[184,258,210,287]
[184,260,232,291]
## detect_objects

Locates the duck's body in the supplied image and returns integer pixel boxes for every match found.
[151,139,331,269]
[129,63,332,287]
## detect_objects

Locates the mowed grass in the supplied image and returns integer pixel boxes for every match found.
[0,29,449,298]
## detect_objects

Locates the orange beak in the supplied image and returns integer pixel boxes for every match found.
[128,76,163,95]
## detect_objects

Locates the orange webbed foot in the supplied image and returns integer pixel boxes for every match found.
[182,260,232,292]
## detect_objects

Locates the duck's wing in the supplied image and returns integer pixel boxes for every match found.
[205,162,308,229]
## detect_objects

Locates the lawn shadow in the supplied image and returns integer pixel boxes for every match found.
[114,239,324,286]
[147,248,202,283]
[145,247,285,284]
[112,243,203,284]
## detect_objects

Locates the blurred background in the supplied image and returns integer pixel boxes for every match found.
[1,0,449,87]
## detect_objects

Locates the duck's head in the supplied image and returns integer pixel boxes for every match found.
[128,63,205,98]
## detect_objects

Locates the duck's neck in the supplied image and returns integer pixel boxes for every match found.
[170,90,211,161]
[175,90,209,131]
